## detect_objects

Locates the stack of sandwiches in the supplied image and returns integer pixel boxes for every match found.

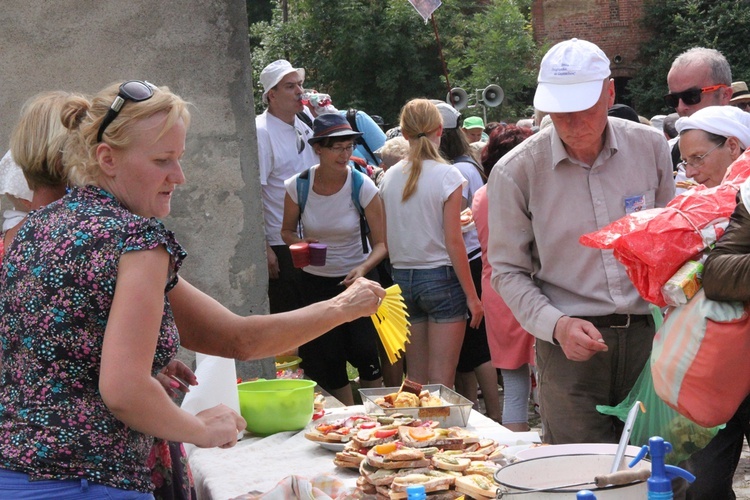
[308,379,508,498]
[354,438,504,499]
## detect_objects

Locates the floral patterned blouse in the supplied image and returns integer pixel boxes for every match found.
[0,185,186,492]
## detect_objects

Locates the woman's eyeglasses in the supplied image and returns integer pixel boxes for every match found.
[663,84,727,109]
[678,139,726,170]
[97,80,155,142]
[324,144,355,155]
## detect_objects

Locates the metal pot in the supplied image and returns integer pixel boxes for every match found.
[494,454,650,499]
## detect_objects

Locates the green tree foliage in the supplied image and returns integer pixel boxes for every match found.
[249,0,539,126]
[629,0,750,117]
[443,0,538,123]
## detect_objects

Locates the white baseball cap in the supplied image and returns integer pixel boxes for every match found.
[259,59,305,105]
[534,38,611,113]
[431,100,461,129]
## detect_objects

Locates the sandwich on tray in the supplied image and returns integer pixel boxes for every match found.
[454,473,499,499]
[385,470,457,499]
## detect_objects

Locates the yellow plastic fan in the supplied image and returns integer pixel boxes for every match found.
[370,284,411,364]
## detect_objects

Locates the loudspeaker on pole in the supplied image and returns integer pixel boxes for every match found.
[446,87,469,110]
[480,85,504,107]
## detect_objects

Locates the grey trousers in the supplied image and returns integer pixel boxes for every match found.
[536,316,655,444]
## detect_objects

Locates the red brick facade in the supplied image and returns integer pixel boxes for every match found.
[531,0,653,102]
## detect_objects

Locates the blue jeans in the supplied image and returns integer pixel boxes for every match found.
[391,266,467,324]
[0,468,154,499]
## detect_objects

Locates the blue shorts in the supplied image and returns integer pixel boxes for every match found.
[0,468,153,499]
[391,266,467,324]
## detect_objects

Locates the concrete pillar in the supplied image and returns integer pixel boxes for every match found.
[0,0,274,379]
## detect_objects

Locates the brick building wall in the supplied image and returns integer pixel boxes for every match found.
[531,0,654,105]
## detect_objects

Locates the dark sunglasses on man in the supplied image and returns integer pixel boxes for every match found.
[663,84,728,109]
[97,80,156,142]
[733,101,750,112]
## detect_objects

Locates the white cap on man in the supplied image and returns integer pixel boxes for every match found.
[534,38,611,113]
[430,100,461,129]
[259,59,305,105]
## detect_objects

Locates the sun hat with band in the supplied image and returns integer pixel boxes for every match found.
[308,113,363,145]
[730,81,750,105]
[259,59,305,105]
[534,38,611,113]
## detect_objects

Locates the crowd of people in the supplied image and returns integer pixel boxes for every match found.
[256,39,750,499]
[0,35,749,499]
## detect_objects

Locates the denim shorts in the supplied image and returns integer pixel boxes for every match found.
[0,468,154,499]
[391,266,467,324]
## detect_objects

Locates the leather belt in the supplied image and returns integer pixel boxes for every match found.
[572,314,650,329]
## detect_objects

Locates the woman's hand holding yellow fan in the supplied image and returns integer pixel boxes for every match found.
[370,285,410,364]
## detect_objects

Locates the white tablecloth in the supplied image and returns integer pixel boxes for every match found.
[188,406,540,500]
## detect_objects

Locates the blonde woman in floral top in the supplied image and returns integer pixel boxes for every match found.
[0,81,384,498]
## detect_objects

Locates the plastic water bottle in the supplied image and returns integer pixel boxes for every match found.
[406,484,426,500]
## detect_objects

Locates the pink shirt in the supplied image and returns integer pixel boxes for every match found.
[472,185,535,369]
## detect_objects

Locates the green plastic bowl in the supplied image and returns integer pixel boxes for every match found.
[237,378,316,435]
[274,355,302,372]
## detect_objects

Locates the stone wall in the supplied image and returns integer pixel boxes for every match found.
[531,0,651,82]
[0,0,273,379]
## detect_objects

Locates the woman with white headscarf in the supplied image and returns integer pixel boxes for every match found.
[675,105,750,189]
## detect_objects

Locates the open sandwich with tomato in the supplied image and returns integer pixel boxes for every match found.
[350,437,504,499]
[304,413,416,444]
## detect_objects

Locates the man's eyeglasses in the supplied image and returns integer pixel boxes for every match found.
[733,101,750,111]
[678,139,726,170]
[663,84,728,109]
[97,80,155,142]
[295,127,306,154]
[325,144,355,155]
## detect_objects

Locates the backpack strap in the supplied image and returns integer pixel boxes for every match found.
[296,169,311,239]
[297,167,370,253]
[455,154,487,183]
[349,167,371,254]
[346,109,378,165]
[296,111,313,129]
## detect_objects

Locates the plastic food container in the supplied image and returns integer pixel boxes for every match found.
[359,384,473,427]
[237,378,316,435]
[274,355,302,371]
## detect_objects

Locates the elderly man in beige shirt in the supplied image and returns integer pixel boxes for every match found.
[487,38,674,444]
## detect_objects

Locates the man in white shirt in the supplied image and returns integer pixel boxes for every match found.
[256,60,319,313]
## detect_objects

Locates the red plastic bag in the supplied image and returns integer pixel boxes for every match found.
[580,152,750,306]
[580,184,737,306]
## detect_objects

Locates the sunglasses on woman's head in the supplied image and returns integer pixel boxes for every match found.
[97,80,156,142]
[663,84,727,109]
